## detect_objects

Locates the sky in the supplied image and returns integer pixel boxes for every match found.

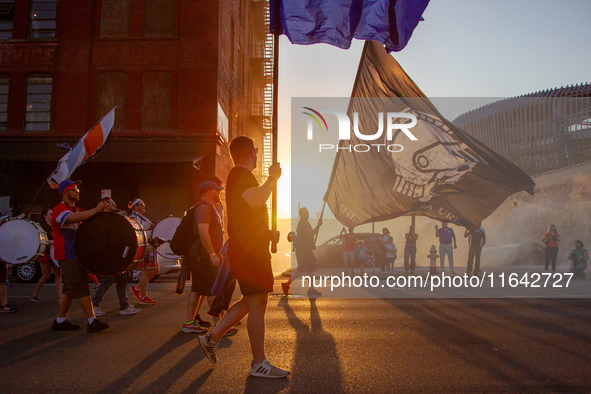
[275,0,591,219]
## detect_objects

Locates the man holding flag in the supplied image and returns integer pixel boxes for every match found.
[199,136,287,378]
[51,179,112,333]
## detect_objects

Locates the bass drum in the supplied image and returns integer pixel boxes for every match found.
[0,218,48,264]
[75,212,147,276]
[49,245,60,268]
[152,216,182,259]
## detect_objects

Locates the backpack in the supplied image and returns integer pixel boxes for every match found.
[170,203,201,256]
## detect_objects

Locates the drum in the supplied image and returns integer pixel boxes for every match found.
[75,212,147,276]
[49,245,60,268]
[152,216,182,259]
[0,218,48,264]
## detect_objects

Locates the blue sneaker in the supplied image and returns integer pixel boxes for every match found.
[0,304,18,313]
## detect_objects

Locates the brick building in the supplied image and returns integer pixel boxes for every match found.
[0,0,274,221]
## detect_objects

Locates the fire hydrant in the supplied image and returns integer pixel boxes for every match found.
[428,245,439,274]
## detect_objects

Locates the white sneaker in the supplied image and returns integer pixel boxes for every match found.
[248,359,289,378]
[119,305,141,315]
[93,306,106,317]
[181,322,207,334]
[199,334,219,364]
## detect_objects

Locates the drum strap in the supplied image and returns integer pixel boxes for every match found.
[131,211,153,229]
[192,201,222,254]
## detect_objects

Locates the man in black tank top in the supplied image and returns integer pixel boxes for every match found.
[199,136,289,378]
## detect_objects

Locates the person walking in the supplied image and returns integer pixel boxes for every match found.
[182,181,237,337]
[31,208,62,302]
[0,262,17,313]
[128,199,158,305]
[51,180,110,333]
[199,136,288,378]
[281,207,322,296]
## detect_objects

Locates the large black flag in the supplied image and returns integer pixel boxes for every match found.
[324,41,535,229]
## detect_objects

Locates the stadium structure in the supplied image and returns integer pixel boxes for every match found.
[453,83,591,175]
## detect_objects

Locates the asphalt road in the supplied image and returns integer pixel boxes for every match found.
[1,277,591,392]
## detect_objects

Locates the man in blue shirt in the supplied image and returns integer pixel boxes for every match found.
[435,222,457,275]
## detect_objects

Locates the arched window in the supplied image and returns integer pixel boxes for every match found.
[100,0,129,38]
[25,74,52,131]
[97,72,126,130]
[141,71,171,130]
[145,0,174,37]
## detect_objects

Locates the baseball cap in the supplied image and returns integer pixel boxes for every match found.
[199,181,223,195]
[58,179,81,194]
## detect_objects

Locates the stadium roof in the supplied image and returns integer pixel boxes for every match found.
[453,83,591,127]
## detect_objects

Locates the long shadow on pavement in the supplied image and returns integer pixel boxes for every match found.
[142,337,235,393]
[429,298,591,363]
[275,296,344,393]
[520,298,591,326]
[385,298,582,389]
[0,327,93,368]
[99,333,230,392]
[181,369,213,394]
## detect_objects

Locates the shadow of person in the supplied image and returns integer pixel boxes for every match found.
[181,369,214,394]
[0,328,93,369]
[273,297,344,392]
[143,338,234,392]
[99,332,229,393]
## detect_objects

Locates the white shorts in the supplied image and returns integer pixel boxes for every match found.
[343,251,356,264]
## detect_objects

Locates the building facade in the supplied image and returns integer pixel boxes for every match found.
[0,0,273,221]
[453,84,591,175]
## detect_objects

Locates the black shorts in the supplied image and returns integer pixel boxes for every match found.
[295,246,318,273]
[229,240,273,296]
[60,258,90,299]
[0,263,7,283]
[185,254,219,296]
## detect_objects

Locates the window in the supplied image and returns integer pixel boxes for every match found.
[0,74,8,131]
[0,0,14,39]
[327,238,342,247]
[25,74,52,131]
[30,0,57,38]
[97,72,126,130]
[145,0,174,37]
[141,72,171,130]
[100,0,129,38]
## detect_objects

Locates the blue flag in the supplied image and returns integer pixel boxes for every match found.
[270,0,430,52]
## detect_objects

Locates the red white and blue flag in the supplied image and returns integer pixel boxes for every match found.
[47,108,116,188]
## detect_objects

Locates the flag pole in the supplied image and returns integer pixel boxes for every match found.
[26,180,49,215]
[313,201,326,247]
[271,33,279,254]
